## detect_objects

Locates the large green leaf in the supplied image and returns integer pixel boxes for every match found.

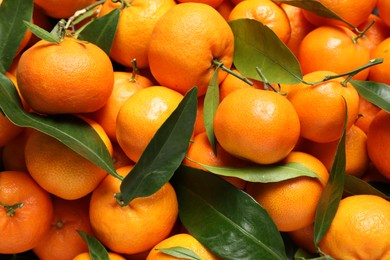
[78,8,120,55]
[0,73,121,180]
[172,166,288,260]
[344,175,390,200]
[0,0,33,73]
[274,0,355,28]
[314,100,348,247]
[186,161,324,184]
[350,80,390,113]
[229,19,302,84]
[77,230,109,260]
[203,65,220,154]
[118,87,198,205]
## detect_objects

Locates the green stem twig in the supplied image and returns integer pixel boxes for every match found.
[212,60,253,86]
[0,201,24,217]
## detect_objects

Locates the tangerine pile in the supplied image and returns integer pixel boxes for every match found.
[1,0,390,259]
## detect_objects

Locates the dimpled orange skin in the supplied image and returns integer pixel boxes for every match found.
[369,37,390,85]
[16,37,114,114]
[148,3,234,96]
[33,0,96,19]
[89,166,178,255]
[287,71,360,143]
[0,171,53,254]
[214,88,300,165]
[228,0,291,43]
[298,26,371,81]
[367,110,390,180]
[116,86,183,163]
[99,0,176,69]
[246,151,329,232]
[378,0,390,28]
[319,195,390,259]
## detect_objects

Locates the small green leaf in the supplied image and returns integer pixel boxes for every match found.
[314,99,348,246]
[157,247,201,260]
[186,160,324,184]
[118,87,198,205]
[0,0,33,73]
[23,21,60,44]
[0,73,121,180]
[203,64,221,154]
[229,19,302,84]
[78,8,120,55]
[77,230,109,260]
[172,165,288,260]
[350,79,390,113]
[274,0,355,28]
[344,175,390,200]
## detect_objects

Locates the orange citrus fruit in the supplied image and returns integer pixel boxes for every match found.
[34,0,97,19]
[146,233,218,259]
[246,151,329,232]
[358,14,390,52]
[1,128,29,172]
[0,171,53,254]
[288,224,317,254]
[287,71,360,143]
[116,86,183,162]
[88,71,153,142]
[302,0,377,28]
[302,124,369,178]
[298,25,371,81]
[176,0,224,8]
[369,37,390,85]
[281,3,315,57]
[183,131,248,189]
[32,195,93,260]
[216,0,234,21]
[73,252,126,260]
[228,0,291,43]
[17,36,114,114]
[367,109,390,180]
[377,0,390,28]
[148,2,234,96]
[24,116,113,200]
[89,165,178,255]
[355,96,381,134]
[214,88,300,165]
[99,0,176,69]
[319,195,390,259]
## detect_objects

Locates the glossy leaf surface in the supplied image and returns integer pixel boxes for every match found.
[0,0,33,73]
[0,73,120,180]
[229,19,302,84]
[172,166,288,260]
[119,88,198,205]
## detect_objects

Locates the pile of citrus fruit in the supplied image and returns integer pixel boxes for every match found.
[0,0,389,259]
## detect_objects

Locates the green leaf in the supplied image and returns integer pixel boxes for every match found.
[229,19,302,84]
[344,175,390,200]
[314,99,348,246]
[23,21,60,44]
[78,8,120,55]
[77,230,109,260]
[118,87,198,205]
[171,165,288,260]
[0,73,121,180]
[203,65,220,154]
[0,0,34,73]
[350,79,390,113]
[273,0,355,28]
[157,247,201,260]
[186,160,324,184]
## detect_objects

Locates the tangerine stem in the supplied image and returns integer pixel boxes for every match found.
[212,60,253,86]
[255,67,279,93]
[301,58,384,86]
[64,0,106,30]
[114,192,127,207]
[130,59,139,82]
[0,201,24,217]
[353,20,376,43]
